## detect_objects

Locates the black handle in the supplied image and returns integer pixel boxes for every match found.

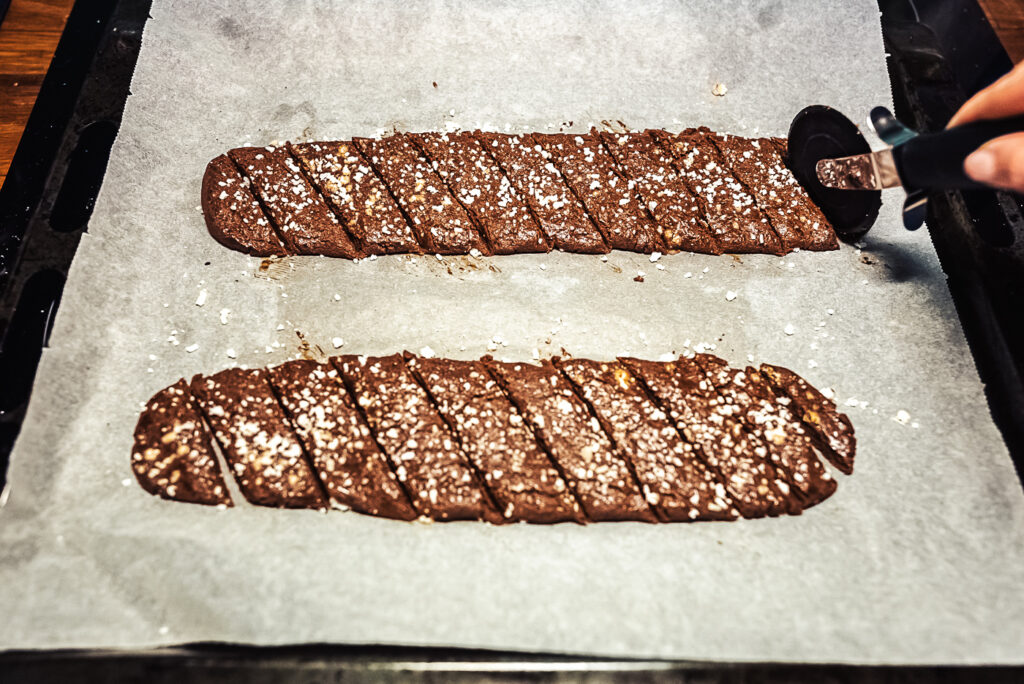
[893,114,1024,190]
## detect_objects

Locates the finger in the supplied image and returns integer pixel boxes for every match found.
[948,61,1024,128]
[963,132,1024,192]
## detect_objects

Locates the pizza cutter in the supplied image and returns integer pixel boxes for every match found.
[786,104,1024,241]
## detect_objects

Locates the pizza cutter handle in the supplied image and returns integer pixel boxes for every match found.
[894,113,1024,190]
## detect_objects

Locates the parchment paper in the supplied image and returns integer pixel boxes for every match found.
[1,0,1023,663]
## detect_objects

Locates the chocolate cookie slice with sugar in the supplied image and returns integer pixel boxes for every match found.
[712,134,839,251]
[771,137,839,249]
[743,365,838,505]
[354,134,488,255]
[290,141,421,255]
[689,354,804,514]
[412,132,549,255]
[532,132,663,253]
[334,354,497,521]
[620,356,792,518]
[266,359,416,520]
[201,154,287,256]
[759,363,856,474]
[770,137,835,250]
[228,145,363,258]
[132,379,232,506]
[486,359,656,522]
[692,354,836,509]
[475,131,607,254]
[190,368,326,509]
[556,359,737,521]
[599,130,721,255]
[652,128,785,255]
[705,134,810,252]
[406,354,582,523]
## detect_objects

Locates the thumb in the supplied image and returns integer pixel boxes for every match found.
[963,132,1024,192]
[947,62,1024,128]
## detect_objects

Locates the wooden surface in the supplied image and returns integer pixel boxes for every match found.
[0,0,75,188]
[979,0,1024,63]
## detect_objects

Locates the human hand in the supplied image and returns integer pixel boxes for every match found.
[948,60,1024,192]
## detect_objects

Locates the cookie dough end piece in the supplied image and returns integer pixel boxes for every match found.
[132,379,232,506]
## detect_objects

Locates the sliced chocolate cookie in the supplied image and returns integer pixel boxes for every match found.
[486,359,656,522]
[354,134,487,255]
[132,379,231,506]
[692,354,835,509]
[190,368,326,509]
[760,363,856,474]
[412,131,548,254]
[201,154,287,256]
[290,140,421,255]
[620,356,791,518]
[652,128,784,255]
[720,135,837,251]
[267,359,416,519]
[556,358,736,521]
[532,132,663,253]
[600,130,720,254]
[333,354,496,521]
[476,131,607,253]
[407,354,582,523]
[229,145,362,258]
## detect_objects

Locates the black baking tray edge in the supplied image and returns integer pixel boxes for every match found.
[1,0,1023,680]
[880,0,1024,479]
[4,644,1024,683]
[0,0,151,485]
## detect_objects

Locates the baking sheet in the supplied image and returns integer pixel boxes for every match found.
[2,0,1023,663]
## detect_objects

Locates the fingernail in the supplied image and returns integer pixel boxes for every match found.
[964,149,996,181]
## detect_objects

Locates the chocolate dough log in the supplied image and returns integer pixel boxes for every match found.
[203,129,837,258]
[132,355,855,523]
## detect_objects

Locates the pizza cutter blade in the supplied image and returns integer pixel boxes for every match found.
[786,105,882,242]
[790,104,1024,241]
